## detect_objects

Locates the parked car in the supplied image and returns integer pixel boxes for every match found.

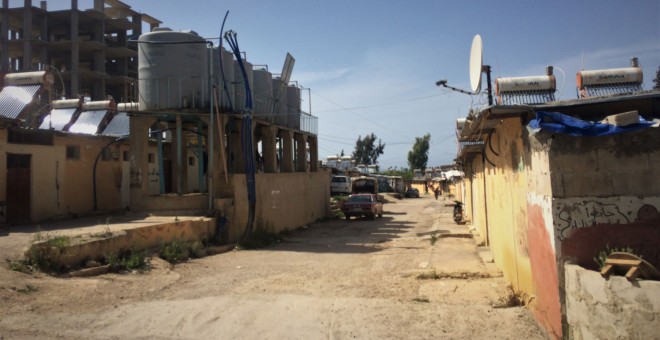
[341,194,383,220]
[405,188,420,198]
[331,175,351,195]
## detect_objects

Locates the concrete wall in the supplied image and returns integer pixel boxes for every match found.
[565,263,660,340]
[548,128,660,248]
[220,171,331,243]
[0,129,128,223]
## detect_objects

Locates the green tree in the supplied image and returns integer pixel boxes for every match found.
[407,133,431,171]
[352,133,385,165]
[654,66,660,90]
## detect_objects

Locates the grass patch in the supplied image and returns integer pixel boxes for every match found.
[159,238,190,264]
[6,258,33,274]
[47,236,70,249]
[11,284,38,294]
[430,234,438,246]
[106,249,149,272]
[412,297,430,303]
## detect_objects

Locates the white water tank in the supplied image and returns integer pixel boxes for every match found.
[211,47,235,111]
[286,85,301,129]
[252,68,273,119]
[138,28,209,111]
[233,59,253,111]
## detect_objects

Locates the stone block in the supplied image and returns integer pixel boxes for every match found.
[550,172,564,197]
[575,268,609,304]
[550,151,598,172]
[561,173,613,197]
[597,148,649,171]
[611,170,657,196]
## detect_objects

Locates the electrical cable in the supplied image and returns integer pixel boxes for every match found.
[218,11,233,111]
[553,66,566,100]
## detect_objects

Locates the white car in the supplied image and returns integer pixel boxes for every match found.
[331,175,351,195]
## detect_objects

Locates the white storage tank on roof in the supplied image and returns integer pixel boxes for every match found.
[286,85,301,129]
[138,28,209,111]
[252,68,273,119]
[211,47,235,111]
[233,59,253,111]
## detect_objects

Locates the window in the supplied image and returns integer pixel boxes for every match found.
[66,145,80,160]
[148,153,155,163]
[123,151,129,161]
[101,148,112,161]
[8,129,53,145]
[188,157,195,166]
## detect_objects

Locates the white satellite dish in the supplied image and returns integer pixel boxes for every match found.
[469,34,483,93]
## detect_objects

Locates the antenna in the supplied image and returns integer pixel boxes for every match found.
[436,34,493,105]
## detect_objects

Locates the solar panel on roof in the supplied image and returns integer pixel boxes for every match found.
[101,112,130,136]
[68,110,108,135]
[39,108,77,131]
[0,85,42,119]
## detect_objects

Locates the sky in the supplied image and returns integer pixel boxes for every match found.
[33,0,660,169]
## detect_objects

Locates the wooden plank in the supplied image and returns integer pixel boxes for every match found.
[600,264,614,278]
[605,259,642,267]
[625,267,641,281]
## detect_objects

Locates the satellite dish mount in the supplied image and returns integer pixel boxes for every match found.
[436,34,493,105]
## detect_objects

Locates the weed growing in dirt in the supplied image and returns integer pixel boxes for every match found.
[6,258,32,273]
[105,249,149,272]
[47,236,70,249]
[23,236,72,273]
[159,239,189,264]
[412,297,430,303]
[11,284,38,294]
[495,287,527,308]
[594,244,640,270]
[430,234,438,246]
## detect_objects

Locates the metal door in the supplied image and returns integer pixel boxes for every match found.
[6,154,31,223]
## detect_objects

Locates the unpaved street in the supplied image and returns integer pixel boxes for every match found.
[0,195,546,339]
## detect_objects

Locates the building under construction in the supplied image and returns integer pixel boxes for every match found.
[0,0,161,101]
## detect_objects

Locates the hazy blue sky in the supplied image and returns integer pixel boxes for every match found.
[39,0,660,168]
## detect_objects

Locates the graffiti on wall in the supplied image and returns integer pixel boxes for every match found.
[555,200,629,240]
[129,168,142,189]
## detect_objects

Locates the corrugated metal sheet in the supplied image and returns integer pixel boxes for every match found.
[39,108,77,131]
[101,112,130,136]
[68,109,108,135]
[0,85,42,119]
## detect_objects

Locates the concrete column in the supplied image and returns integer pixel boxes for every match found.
[294,132,307,172]
[39,4,47,70]
[69,0,79,97]
[308,135,318,172]
[132,14,142,36]
[260,125,277,173]
[92,2,105,100]
[22,0,32,70]
[280,129,293,173]
[129,115,157,210]
[1,0,10,73]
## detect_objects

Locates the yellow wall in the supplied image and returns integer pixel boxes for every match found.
[221,171,331,243]
[0,129,128,223]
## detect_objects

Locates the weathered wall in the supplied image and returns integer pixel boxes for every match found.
[478,118,561,338]
[466,154,487,243]
[0,129,127,223]
[565,264,660,340]
[221,171,331,243]
[549,128,660,247]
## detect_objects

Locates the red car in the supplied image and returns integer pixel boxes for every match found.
[341,194,383,220]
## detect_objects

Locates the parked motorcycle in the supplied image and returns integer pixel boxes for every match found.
[453,200,463,224]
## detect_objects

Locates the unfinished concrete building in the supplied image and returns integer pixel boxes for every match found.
[0,0,161,101]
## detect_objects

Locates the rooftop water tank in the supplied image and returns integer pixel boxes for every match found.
[233,59,253,112]
[138,28,209,111]
[211,47,235,111]
[286,85,301,129]
[252,68,273,120]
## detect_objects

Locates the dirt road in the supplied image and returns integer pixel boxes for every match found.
[0,195,546,339]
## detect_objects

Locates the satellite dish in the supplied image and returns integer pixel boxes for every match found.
[469,34,483,93]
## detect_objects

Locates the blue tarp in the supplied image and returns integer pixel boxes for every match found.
[528,111,654,136]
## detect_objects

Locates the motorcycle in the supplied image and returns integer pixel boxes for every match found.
[453,200,463,224]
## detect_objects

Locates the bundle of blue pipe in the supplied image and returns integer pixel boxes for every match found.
[224,29,257,240]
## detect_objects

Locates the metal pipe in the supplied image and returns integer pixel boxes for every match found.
[197,120,204,192]
[176,115,183,195]
[208,45,215,209]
